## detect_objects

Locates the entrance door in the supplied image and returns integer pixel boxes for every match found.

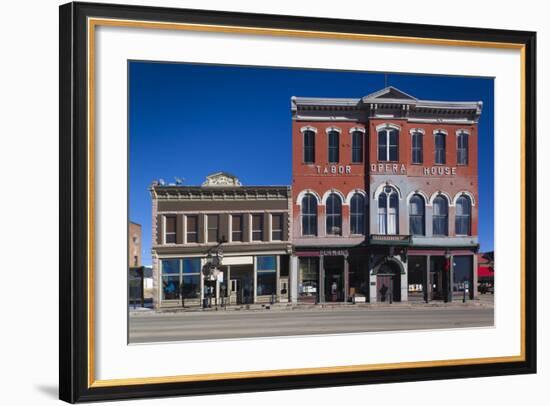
[324,256,345,302]
[376,261,401,302]
[230,266,254,304]
[429,256,449,301]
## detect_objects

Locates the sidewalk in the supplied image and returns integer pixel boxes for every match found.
[130,296,494,316]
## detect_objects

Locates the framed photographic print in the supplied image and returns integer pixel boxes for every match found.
[59,1,537,403]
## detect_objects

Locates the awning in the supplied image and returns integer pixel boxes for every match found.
[478,265,494,278]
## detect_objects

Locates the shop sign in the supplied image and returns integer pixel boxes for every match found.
[321,249,349,257]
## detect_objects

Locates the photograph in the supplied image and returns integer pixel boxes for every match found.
[127,62,495,343]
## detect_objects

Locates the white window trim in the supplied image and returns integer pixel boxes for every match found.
[433,129,448,165]
[376,123,401,162]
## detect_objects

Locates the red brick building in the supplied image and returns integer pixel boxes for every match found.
[290,87,481,303]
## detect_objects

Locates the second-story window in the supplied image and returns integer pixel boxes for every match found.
[434,131,446,164]
[433,196,449,236]
[207,214,219,243]
[164,215,177,244]
[411,131,423,164]
[378,126,399,161]
[231,214,243,242]
[409,194,425,236]
[271,214,283,241]
[350,193,366,235]
[326,193,342,235]
[457,131,469,165]
[328,130,340,163]
[252,214,264,241]
[378,187,399,235]
[303,130,315,163]
[351,130,363,163]
[186,215,198,243]
[455,195,472,235]
[301,194,318,236]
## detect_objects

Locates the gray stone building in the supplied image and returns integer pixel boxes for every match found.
[150,172,292,309]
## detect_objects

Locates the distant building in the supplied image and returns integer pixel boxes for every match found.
[129,222,142,267]
[477,252,494,292]
[150,172,292,310]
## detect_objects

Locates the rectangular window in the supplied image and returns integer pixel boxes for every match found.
[161,259,180,300]
[328,131,339,163]
[164,215,176,244]
[435,133,446,164]
[231,214,243,242]
[388,130,398,161]
[351,131,363,163]
[252,214,263,241]
[182,258,201,299]
[457,133,469,165]
[412,133,423,164]
[378,128,399,161]
[186,215,198,243]
[303,130,315,163]
[256,256,276,296]
[207,214,219,243]
[271,214,283,241]
[299,257,319,299]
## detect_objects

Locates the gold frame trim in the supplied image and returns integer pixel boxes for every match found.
[87,17,527,388]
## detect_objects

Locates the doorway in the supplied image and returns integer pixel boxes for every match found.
[324,256,345,302]
[376,261,401,302]
[229,266,254,304]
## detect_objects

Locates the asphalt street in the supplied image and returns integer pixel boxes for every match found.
[129,305,494,343]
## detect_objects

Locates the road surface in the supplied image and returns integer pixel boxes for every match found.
[129,305,493,343]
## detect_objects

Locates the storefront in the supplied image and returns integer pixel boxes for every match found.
[407,250,477,302]
[157,254,289,308]
[295,249,370,303]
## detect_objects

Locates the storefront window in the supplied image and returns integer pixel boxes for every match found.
[183,258,201,273]
[453,255,473,296]
[182,275,200,299]
[257,256,276,270]
[299,257,319,299]
[162,275,180,300]
[256,256,276,296]
[161,258,201,300]
[348,257,369,297]
[408,256,426,297]
[161,259,179,274]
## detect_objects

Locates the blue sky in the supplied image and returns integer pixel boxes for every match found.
[129,61,494,266]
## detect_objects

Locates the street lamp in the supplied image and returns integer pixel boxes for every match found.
[202,237,226,308]
[444,249,451,303]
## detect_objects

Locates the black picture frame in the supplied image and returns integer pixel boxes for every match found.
[59,1,537,403]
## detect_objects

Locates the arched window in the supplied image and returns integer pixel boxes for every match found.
[351,130,364,163]
[303,130,315,163]
[328,130,340,163]
[432,195,449,236]
[411,131,423,164]
[409,194,425,236]
[457,131,469,165]
[455,195,471,235]
[434,131,446,164]
[378,126,399,161]
[301,194,317,236]
[326,193,342,235]
[378,187,399,234]
[350,193,366,235]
